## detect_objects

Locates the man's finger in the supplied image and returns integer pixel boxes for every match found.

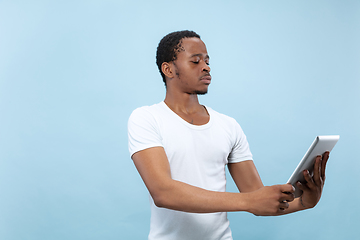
[280,184,295,193]
[303,169,316,190]
[281,192,295,203]
[313,155,322,186]
[321,151,330,180]
[279,201,289,210]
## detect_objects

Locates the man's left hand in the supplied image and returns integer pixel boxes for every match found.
[296,151,330,209]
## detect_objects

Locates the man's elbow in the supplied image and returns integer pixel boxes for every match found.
[152,191,171,208]
[150,184,176,209]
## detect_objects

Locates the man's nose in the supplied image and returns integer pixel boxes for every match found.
[202,63,210,72]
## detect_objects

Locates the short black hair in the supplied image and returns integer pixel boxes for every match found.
[156,30,201,85]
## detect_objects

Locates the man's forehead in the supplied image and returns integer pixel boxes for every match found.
[180,37,208,57]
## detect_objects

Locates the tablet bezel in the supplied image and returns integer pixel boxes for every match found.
[287,135,339,198]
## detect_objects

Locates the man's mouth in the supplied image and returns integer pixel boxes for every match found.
[200,75,212,84]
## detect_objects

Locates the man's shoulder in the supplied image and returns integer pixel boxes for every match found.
[130,102,165,118]
[128,102,170,129]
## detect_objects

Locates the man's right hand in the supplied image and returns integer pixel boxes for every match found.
[245,184,295,216]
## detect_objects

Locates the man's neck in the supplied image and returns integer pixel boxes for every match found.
[164,91,202,114]
[164,90,209,125]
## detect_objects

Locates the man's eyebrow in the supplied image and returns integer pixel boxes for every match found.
[190,53,210,59]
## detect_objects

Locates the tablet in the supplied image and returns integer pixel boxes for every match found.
[287,135,339,197]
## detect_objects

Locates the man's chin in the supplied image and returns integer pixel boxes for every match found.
[194,90,208,95]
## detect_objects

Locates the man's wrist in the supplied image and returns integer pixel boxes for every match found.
[300,195,307,208]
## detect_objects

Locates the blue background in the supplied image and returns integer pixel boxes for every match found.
[1,1,359,239]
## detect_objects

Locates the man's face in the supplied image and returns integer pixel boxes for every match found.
[170,37,211,95]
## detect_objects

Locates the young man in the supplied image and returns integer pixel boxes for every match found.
[127,30,329,240]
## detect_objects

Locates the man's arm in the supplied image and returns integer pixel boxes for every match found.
[132,147,294,215]
[228,160,264,193]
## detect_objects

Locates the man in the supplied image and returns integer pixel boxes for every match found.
[127,30,329,240]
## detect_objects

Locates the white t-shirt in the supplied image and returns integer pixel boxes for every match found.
[128,101,253,240]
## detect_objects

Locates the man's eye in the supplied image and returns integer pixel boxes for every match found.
[192,61,199,64]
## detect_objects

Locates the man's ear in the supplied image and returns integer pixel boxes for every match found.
[161,62,175,79]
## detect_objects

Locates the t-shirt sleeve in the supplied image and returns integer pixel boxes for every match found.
[127,107,163,157]
[228,120,253,163]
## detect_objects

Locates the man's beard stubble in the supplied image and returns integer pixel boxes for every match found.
[193,90,208,95]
